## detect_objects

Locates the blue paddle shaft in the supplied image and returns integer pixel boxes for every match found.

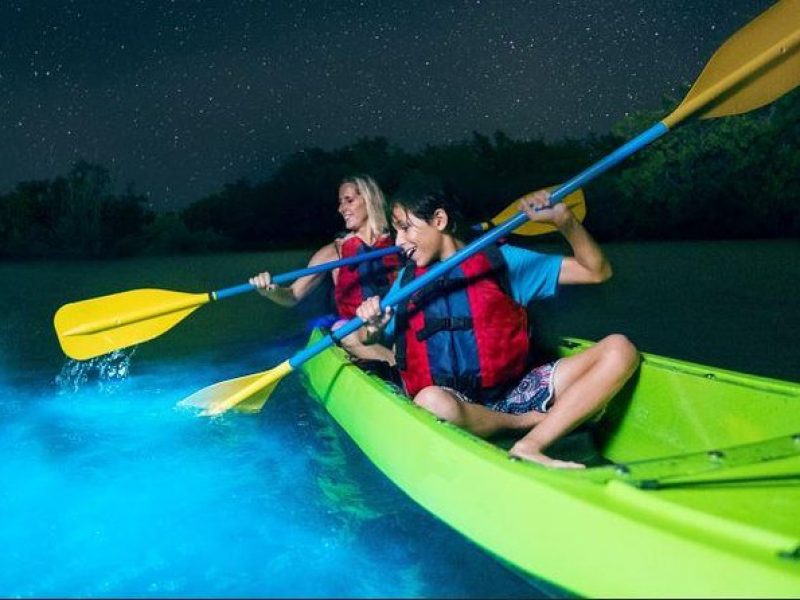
[213,283,256,300]
[211,245,402,301]
[289,122,669,369]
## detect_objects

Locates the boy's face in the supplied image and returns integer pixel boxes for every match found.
[391,204,446,267]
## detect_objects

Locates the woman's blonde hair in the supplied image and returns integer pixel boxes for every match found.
[340,174,388,237]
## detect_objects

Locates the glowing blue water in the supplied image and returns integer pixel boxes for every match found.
[0,337,543,598]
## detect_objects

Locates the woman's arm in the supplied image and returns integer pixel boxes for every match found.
[250,242,339,307]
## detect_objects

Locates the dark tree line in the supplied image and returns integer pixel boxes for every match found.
[183,89,800,249]
[0,161,228,259]
[593,91,800,240]
[0,162,151,259]
[2,90,797,259]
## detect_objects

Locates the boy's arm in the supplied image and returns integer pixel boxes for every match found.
[519,190,611,285]
[355,296,394,345]
[556,214,612,284]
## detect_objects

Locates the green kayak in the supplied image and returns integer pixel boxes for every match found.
[299,329,800,597]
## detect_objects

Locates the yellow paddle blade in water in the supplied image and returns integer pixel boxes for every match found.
[54,289,210,361]
[666,0,800,126]
[178,360,294,416]
[482,187,586,236]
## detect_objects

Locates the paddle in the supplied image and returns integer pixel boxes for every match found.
[181,0,799,417]
[475,186,586,236]
[54,188,586,361]
[54,245,401,361]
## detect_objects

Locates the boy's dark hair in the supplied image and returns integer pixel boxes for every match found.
[390,185,466,236]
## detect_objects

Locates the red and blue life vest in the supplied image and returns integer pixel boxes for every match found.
[395,246,530,400]
[334,233,400,319]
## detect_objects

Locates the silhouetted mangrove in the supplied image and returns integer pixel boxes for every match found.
[2,91,797,260]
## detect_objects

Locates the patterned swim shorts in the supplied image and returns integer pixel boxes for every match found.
[442,360,559,415]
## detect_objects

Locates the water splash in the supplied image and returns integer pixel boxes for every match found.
[55,347,137,394]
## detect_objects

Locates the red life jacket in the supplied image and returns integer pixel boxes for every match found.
[334,233,400,319]
[395,246,529,400]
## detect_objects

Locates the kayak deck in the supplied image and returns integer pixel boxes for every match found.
[569,338,800,544]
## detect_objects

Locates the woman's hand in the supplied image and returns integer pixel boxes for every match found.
[249,271,278,297]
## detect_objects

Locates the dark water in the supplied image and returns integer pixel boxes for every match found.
[0,240,797,597]
[536,239,799,382]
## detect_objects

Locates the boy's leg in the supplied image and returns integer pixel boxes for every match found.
[413,386,545,438]
[510,334,639,468]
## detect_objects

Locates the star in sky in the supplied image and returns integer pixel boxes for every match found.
[0,0,776,208]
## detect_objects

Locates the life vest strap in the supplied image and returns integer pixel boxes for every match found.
[416,316,473,341]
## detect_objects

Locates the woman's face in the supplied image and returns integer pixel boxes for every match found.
[338,183,368,231]
[391,204,446,267]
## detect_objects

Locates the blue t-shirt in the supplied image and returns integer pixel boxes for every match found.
[382,244,562,338]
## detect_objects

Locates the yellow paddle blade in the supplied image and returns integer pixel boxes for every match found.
[54,289,210,361]
[666,0,800,126]
[483,187,586,236]
[178,360,294,416]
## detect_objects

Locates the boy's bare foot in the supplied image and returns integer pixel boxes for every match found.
[509,443,586,469]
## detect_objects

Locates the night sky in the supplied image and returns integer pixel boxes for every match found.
[0,0,777,209]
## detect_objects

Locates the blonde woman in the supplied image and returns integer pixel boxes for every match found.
[250,174,400,364]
